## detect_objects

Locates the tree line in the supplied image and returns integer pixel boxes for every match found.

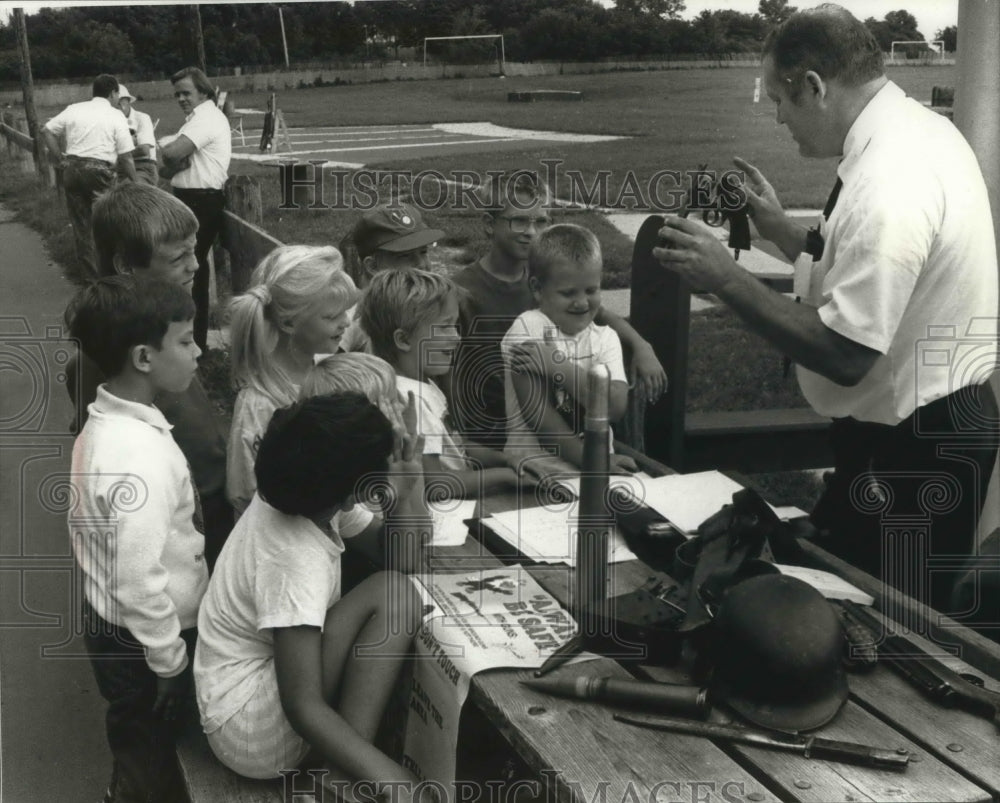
[0,0,951,84]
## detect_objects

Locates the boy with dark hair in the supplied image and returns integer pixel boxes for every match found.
[68,181,232,568]
[68,275,208,803]
[195,392,427,790]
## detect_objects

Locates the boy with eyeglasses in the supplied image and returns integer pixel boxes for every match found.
[450,171,667,449]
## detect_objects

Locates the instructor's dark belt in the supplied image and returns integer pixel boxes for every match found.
[65,155,114,168]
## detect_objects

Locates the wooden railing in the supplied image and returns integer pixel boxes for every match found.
[1,117,62,194]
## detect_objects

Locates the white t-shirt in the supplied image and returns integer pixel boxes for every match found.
[194,494,351,732]
[795,81,998,425]
[500,309,626,454]
[44,96,133,164]
[125,107,157,160]
[170,99,231,190]
[226,384,374,534]
[396,374,469,471]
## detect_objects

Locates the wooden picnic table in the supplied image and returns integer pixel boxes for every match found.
[180,444,1000,803]
[427,444,1000,803]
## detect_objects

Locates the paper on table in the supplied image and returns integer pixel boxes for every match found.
[480,506,637,566]
[553,472,656,502]
[428,498,477,546]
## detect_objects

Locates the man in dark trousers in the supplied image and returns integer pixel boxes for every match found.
[654,5,999,612]
[159,66,231,352]
[41,74,136,281]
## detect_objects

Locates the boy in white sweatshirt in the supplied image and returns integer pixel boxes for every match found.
[68,274,208,803]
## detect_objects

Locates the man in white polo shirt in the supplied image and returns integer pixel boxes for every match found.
[116,85,158,187]
[654,5,998,613]
[160,66,231,352]
[41,74,136,281]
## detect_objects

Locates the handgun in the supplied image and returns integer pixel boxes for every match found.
[840,600,1000,729]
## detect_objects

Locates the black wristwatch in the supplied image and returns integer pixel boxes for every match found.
[805,226,825,261]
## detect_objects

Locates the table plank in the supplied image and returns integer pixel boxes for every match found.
[431,477,998,803]
[429,535,778,802]
[471,661,778,803]
[639,663,990,803]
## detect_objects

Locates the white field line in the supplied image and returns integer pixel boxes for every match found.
[233,133,456,150]
[232,137,517,160]
[230,152,366,168]
[240,126,440,137]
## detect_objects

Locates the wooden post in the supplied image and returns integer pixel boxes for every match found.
[13,8,42,175]
[954,0,1000,542]
[14,119,33,172]
[192,5,207,75]
[629,215,691,470]
[222,175,266,293]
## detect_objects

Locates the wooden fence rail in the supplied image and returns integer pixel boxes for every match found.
[1,118,62,193]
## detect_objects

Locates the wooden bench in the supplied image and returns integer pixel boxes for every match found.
[177,726,300,803]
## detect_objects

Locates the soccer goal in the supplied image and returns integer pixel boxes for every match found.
[423,34,506,75]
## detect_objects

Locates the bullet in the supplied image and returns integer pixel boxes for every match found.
[521,675,710,719]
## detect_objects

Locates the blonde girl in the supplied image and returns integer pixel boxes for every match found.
[226,245,358,516]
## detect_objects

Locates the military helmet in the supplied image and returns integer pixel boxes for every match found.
[709,574,849,733]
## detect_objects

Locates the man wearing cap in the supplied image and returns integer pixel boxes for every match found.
[339,202,445,353]
[116,86,158,187]
[40,74,136,281]
[653,5,998,611]
[159,66,231,352]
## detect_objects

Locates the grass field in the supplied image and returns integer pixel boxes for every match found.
[66,64,954,287]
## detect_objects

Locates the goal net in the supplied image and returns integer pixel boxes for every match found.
[423,34,506,74]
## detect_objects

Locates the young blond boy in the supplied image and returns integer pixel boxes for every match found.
[67,182,232,568]
[501,224,637,472]
[69,275,208,803]
[358,269,530,499]
[450,171,666,448]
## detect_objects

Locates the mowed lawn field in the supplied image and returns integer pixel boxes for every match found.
[114,64,955,283]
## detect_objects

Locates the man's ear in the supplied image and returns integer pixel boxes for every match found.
[482,212,496,238]
[393,327,412,353]
[130,343,153,374]
[362,254,379,278]
[802,70,826,102]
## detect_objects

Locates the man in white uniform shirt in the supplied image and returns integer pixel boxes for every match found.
[41,74,136,280]
[653,5,999,613]
[116,85,158,187]
[160,66,231,352]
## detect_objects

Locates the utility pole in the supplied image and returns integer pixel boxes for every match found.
[192,4,207,74]
[13,8,42,173]
[278,7,290,69]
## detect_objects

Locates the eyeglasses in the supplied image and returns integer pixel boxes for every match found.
[501,216,551,234]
